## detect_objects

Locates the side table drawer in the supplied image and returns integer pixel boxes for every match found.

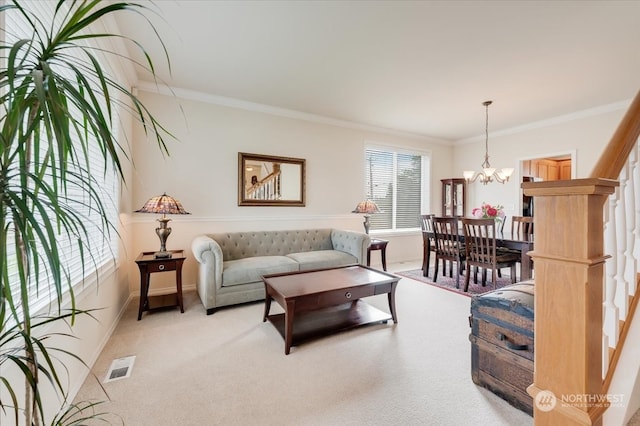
[146,261,177,273]
[318,285,376,306]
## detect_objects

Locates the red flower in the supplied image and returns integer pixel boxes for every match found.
[474,202,504,220]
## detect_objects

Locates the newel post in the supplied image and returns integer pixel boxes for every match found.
[523,178,618,426]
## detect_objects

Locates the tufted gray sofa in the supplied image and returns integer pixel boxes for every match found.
[191,228,371,314]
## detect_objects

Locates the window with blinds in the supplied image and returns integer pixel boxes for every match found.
[3,1,120,313]
[364,146,429,232]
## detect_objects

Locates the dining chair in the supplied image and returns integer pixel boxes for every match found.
[461,218,519,292]
[432,216,465,289]
[508,216,534,274]
[511,216,534,241]
[420,214,436,277]
[499,216,506,234]
[494,216,507,278]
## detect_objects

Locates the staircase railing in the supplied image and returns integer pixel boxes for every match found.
[523,89,640,426]
[246,169,282,201]
[598,138,640,425]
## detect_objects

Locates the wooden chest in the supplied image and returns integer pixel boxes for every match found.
[469,281,534,415]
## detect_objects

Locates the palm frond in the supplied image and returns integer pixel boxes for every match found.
[0,1,174,424]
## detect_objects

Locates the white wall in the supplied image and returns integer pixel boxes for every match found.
[453,106,628,222]
[128,88,454,293]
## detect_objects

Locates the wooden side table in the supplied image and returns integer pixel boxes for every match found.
[367,239,389,271]
[135,250,186,320]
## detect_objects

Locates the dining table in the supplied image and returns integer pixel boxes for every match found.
[424,229,533,281]
[494,232,534,281]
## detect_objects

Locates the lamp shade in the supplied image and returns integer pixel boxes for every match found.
[352,200,381,215]
[352,199,381,234]
[135,193,190,216]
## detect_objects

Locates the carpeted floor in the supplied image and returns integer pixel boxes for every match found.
[396,266,515,297]
[72,261,533,426]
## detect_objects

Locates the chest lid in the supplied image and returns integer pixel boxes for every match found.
[470,281,534,320]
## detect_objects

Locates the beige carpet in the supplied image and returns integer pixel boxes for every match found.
[73,261,533,426]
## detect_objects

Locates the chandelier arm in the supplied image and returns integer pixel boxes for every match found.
[465,171,491,184]
[465,172,482,183]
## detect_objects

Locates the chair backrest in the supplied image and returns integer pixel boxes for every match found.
[420,214,435,243]
[432,216,461,258]
[421,214,434,232]
[498,216,506,233]
[462,218,497,268]
[511,216,534,241]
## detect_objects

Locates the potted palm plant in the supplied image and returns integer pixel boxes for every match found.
[0,1,173,424]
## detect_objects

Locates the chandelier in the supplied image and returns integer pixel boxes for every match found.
[463,100,514,185]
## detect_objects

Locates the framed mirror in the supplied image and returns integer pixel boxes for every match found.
[238,152,306,206]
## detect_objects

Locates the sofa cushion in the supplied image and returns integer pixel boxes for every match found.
[210,229,334,261]
[222,256,299,287]
[286,250,358,271]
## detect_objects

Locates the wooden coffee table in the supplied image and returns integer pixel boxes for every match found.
[262,265,399,354]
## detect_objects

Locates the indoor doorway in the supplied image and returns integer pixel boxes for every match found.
[519,153,574,216]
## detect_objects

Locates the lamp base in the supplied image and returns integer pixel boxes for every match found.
[154,251,173,259]
[363,214,371,234]
[155,217,173,258]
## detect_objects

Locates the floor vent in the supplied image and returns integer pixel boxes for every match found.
[104,355,136,383]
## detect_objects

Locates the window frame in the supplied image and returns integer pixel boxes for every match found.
[363,143,431,235]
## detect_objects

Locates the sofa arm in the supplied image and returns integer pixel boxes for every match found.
[192,235,224,303]
[331,229,371,265]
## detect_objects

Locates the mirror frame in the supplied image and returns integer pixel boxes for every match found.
[238,152,306,207]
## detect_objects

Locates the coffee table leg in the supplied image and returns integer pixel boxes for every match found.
[388,282,398,324]
[284,299,295,355]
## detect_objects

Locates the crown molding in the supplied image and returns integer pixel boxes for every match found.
[455,99,631,146]
[135,81,449,144]
[135,81,630,147]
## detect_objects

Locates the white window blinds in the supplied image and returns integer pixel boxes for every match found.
[364,147,427,232]
[3,1,120,313]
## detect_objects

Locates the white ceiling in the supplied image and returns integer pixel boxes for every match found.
[114,0,640,142]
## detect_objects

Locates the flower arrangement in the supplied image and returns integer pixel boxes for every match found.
[472,202,506,223]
